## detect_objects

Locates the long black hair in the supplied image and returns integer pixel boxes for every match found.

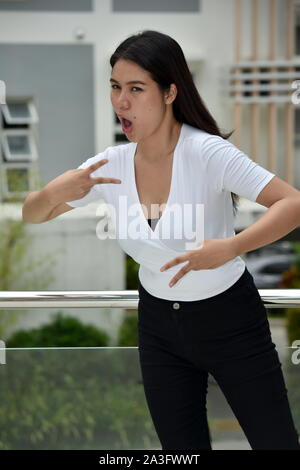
[110,30,240,216]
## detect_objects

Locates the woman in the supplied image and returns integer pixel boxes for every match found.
[22,30,300,450]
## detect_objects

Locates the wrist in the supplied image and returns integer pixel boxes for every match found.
[228,235,241,258]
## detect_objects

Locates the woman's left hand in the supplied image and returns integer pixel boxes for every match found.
[160,238,237,287]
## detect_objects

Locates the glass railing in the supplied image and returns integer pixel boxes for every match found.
[0,290,299,450]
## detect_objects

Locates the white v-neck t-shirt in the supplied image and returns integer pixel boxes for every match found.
[66,123,276,301]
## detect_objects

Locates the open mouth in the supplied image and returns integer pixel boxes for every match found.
[119,117,133,133]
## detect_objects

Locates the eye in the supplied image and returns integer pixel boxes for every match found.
[110,85,142,92]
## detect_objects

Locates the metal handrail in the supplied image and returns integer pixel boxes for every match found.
[0,289,300,309]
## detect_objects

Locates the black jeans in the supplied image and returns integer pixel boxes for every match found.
[137,267,300,450]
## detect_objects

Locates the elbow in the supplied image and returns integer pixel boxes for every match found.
[22,203,33,223]
[22,204,28,223]
[22,204,42,224]
[22,196,31,223]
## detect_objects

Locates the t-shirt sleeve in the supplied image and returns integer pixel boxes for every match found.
[203,134,276,202]
[65,151,109,208]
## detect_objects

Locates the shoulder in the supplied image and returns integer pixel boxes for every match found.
[105,142,135,174]
[180,124,228,161]
[79,142,133,172]
[181,123,225,148]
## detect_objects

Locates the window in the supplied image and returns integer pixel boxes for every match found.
[1,129,38,161]
[1,101,38,125]
[0,163,35,199]
[0,98,39,201]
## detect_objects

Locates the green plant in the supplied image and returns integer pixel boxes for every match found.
[1,165,45,203]
[0,313,157,450]
[126,255,139,290]
[6,311,110,348]
[274,241,300,343]
[285,309,300,346]
[116,314,138,347]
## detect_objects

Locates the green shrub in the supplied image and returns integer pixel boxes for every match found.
[277,242,300,343]
[285,309,300,346]
[0,348,157,449]
[116,314,138,347]
[126,255,139,290]
[6,312,110,348]
[0,313,157,450]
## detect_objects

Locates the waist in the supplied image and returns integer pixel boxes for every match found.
[138,264,254,304]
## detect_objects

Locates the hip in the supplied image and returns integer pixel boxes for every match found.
[137,266,269,337]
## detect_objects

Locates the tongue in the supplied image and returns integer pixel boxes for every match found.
[123,118,132,128]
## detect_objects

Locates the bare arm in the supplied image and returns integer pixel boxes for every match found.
[46,202,75,221]
[22,158,121,224]
[22,189,62,224]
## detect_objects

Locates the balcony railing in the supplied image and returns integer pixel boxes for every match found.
[0,289,299,451]
[1,288,300,308]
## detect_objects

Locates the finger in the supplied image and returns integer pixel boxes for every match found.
[160,254,189,272]
[169,266,191,287]
[86,158,109,174]
[90,176,122,185]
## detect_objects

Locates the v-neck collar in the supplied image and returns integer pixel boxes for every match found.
[131,123,185,235]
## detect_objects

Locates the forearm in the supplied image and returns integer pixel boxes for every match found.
[22,189,58,224]
[230,198,300,257]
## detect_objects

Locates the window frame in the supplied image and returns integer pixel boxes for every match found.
[1,100,39,125]
[1,128,38,161]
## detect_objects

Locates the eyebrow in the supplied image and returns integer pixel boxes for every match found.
[110,78,147,85]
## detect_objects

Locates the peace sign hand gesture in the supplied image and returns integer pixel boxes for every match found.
[43,158,122,206]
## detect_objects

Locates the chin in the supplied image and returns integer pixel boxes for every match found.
[125,134,137,143]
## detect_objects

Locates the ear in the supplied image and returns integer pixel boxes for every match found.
[164,84,177,104]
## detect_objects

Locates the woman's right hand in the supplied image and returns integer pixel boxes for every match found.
[43,158,121,206]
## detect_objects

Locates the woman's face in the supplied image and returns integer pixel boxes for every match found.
[110,59,169,142]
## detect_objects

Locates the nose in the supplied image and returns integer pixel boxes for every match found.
[113,89,131,108]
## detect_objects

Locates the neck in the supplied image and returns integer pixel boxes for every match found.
[135,118,182,164]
